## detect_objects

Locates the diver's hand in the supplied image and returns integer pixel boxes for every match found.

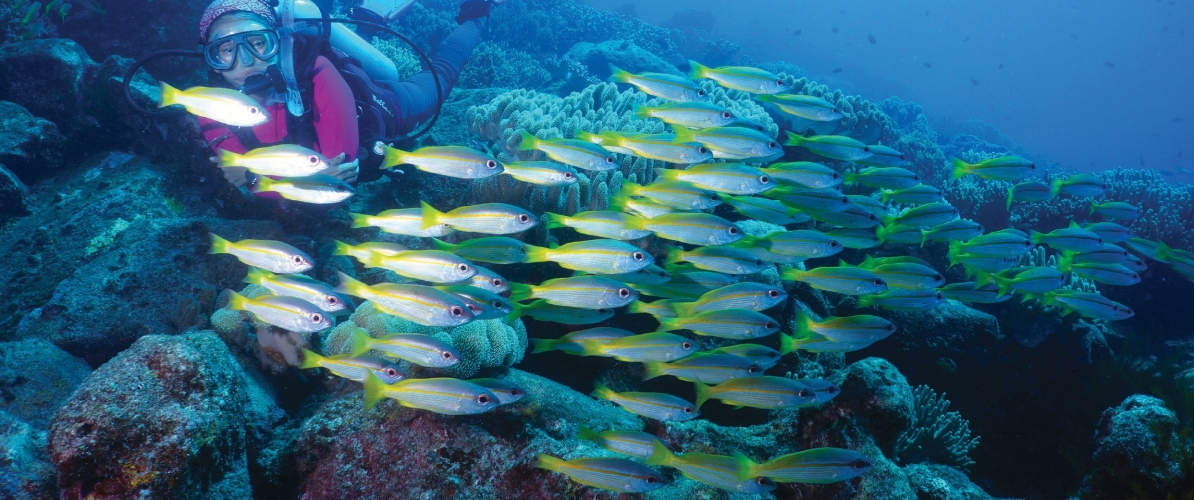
[223,166,251,188]
[456,0,497,24]
[319,153,360,183]
[359,0,413,21]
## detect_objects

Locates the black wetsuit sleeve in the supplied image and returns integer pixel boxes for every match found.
[390,19,481,133]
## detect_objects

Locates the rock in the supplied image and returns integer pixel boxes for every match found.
[47,331,277,499]
[0,101,65,183]
[0,410,56,500]
[0,39,100,142]
[1075,394,1188,498]
[800,357,915,452]
[905,463,1000,500]
[4,157,293,365]
[564,40,681,80]
[0,339,92,428]
[0,164,30,217]
[292,368,640,498]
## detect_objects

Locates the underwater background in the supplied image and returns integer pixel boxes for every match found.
[0,0,1192,498]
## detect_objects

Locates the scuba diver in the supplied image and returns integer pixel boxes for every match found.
[195,0,502,191]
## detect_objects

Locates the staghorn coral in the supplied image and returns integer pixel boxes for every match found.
[894,384,981,471]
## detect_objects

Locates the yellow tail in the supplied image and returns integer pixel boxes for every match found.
[950,158,971,180]
[522,244,551,264]
[334,271,368,299]
[535,453,565,472]
[420,201,445,230]
[157,81,180,108]
[242,267,270,285]
[591,381,617,401]
[349,326,374,357]
[379,144,406,170]
[363,371,385,411]
[688,59,711,80]
[209,233,233,255]
[348,213,371,229]
[225,291,249,311]
[644,440,674,467]
[216,149,241,168]
[298,348,325,370]
[694,380,713,409]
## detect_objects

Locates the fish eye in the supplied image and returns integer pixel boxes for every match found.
[832,108,840,113]
[934,274,943,281]
[852,459,870,469]
[307,155,319,164]
[509,389,522,396]
[827,385,839,393]
[1097,238,1103,244]
[759,175,770,184]
[291,255,305,265]
[1132,274,1139,279]
[1030,164,1037,170]
[913,175,920,181]
[442,351,455,359]
[832,172,840,179]
[863,146,871,152]
[935,293,944,300]
[492,300,504,308]
[682,406,694,414]
[775,79,783,85]
[605,156,616,164]
[385,368,398,377]
[764,321,776,329]
[830,240,839,248]
[798,389,810,397]
[698,146,709,154]
[563,172,573,179]
[767,141,777,149]
[326,295,339,304]
[618,288,631,298]
[681,341,692,349]
[697,90,707,97]
[721,111,732,119]
[450,306,465,316]
[633,252,644,261]
[476,394,490,405]
[518,214,530,223]
[249,107,260,114]
[757,477,772,486]
[840,197,849,204]
[491,278,504,287]
[754,259,763,265]
[309,313,323,323]
[873,278,884,286]
[901,155,907,160]
[728,227,739,235]
[458,263,471,273]
[768,289,780,298]
[645,475,658,484]
[485,159,497,169]
[748,365,760,373]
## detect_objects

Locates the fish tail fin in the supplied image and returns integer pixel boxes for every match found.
[919,228,930,247]
[874,224,888,244]
[950,158,970,180]
[419,201,445,230]
[298,348,324,370]
[1006,186,1015,211]
[656,317,682,332]
[504,301,524,322]
[157,81,179,108]
[1029,230,1045,245]
[1089,202,1097,215]
[348,327,373,357]
[378,144,406,170]
[508,283,534,302]
[575,425,601,443]
[778,332,799,355]
[216,148,240,168]
[793,310,814,338]
[688,59,710,80]
[644,440,674,466]
[843,172,859,185]
[990,275,1013,297]
[780,268,803,282]
[333,271,367,298]
[857,294,876,308]
[534,453,565,472]
[671,127,698,144]
[879,189,892,204]
[1050,177,1064,197]
[332,240,355,257]
[225,291,249,311]
[733,452,760,482]
[668,300,694,318]
[348,213,371,229]
[542,212,566,230]
[573,130,599,144]
[522,244,550,264]
[208,233,232,255]
[974,270,994,286]
[529,338,556,354]
[430,238,454,253]
[946,241,963,262]
[516,130,538,151]
[577,340,607,357]
[654,168,678,181]
[880,215,896,228]
[642,361,665,381]
[362,371,385,412]
[1058,251,1075,273]
[1155,241,1173,262]
[783,130,804,147]
[591,381,616,401]
[694,380,712,409]
[242,267,268,285]
[664,246,685,265]
[631,104,652,120]
[250,175,274,194]
[608,64,631,83]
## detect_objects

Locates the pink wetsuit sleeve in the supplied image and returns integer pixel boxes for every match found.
[311,56,359,161]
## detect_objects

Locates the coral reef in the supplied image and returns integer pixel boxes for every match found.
[894,385,981,470]
[1074,394,1192,498]
[47,331,282,499]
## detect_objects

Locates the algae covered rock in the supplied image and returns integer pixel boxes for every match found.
[293,368,640,499]
[47,331,277,499]
[1075,394,1190,498]
[0,410,56,500]
[0,338,91,429]
[0,101,65,183]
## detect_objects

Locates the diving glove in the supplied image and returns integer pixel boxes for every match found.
[456,0,495,24]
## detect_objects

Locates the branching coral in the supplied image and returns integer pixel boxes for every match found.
[894,384,980,471]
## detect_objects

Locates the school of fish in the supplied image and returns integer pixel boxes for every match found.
[182,59,1193,494]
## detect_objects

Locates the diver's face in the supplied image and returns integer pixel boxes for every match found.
[208,16,278,89]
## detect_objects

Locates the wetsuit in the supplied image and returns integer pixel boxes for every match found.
[200,19,482,189]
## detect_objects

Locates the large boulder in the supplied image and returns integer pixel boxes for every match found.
[47,331,280,499]
[0,164,30,217]
[0,339,92,428]
[1074,394,1189,498]
[0,410,56,500]
[0,39,101,144]
[0,101,66,183]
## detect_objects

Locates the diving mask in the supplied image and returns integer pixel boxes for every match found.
[203,29,280,71]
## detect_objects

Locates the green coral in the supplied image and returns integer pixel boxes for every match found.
[894,384,981,471]
[457,41,551,90]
